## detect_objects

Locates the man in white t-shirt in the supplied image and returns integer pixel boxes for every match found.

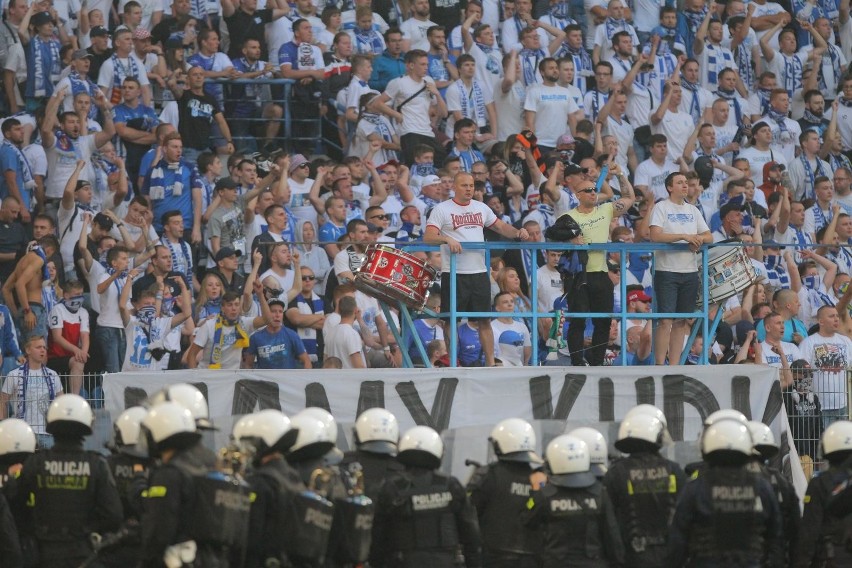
[523,57,581,152]
[798,305,852,428]
[649,172,712,365]
[737,121,788,186]
[0,336,62,447]
[424,172,531,367]
[97,28,152,106]
[324,295,366,368]
[759,311,800,389]
[371,49,448,166]
[634,134,679,202]
[187,288,272,369]
[491,291,531,366]
[650,80,694,162]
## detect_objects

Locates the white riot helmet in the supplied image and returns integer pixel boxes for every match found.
[546,435,595,488]
[235,410,297,459]
[397,426,444,470]
[140,401,200,456]
[295,407,342,464]
[46,394,94,437]
[615,413,665,454]
[746,421,778,460]
[354,408,399,455]
[623,404,668,429]
[0,418,36,460]
[567,427,608,477]
[701,419,753,463]
[113,406,148,456]
[490,418,541,463]
[149,384,213,429]
[704,409,748,427]
[820,420,852,460]
[288,413,335,463]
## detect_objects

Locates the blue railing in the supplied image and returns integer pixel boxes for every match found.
[396,240,752,367]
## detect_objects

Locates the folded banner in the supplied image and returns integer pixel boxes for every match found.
[103,365,806,497]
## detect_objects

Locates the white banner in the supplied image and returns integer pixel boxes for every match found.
[103,365,807,497]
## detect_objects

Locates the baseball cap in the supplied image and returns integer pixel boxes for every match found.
[214,247,242,262]
[214,177,238,192]
[556,133,576,146]
[32,11,54,27]
[90,26,110,38]
[288,154,309,173]
[627,290,652,303]
[564,162,588,175]
[421,174,441,187]
[72,49,93,60]
[132,28,151,40]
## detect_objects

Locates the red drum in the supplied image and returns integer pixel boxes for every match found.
[355,244,437,310]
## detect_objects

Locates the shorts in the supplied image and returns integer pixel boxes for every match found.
[17,303,48,342]
[653,271,699,317]
[440,272,491,322]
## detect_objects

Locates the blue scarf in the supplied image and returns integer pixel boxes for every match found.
[67,71,99,120]
[27,35,60,97]
[15,362,56,420]
[680,76,702,124]
[704,43,733,87]
[109,53,142,105]
[31,245,51,283]
[165,238,193,283]
[767,106,790,137]
[801,156,827,200]
[817,45,842,93]
[780,52,803,97]
[764,254,790,288]
[605,17,629,42]
[520,48,545,86]
[1,138,34,191]
[734,43,754,90]
[457,79,487,126]
[715,87,743,125]
[756,88,772,116]
[555,44,593,92]
[354,27,384,55]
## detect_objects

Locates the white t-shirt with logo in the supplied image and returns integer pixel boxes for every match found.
[427,198,498,274]
[649,199,710,273]
[522,84,580,148]
[757,341,801,370]
[798,332,852,410]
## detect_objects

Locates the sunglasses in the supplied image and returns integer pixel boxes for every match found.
[370,214,389,220]
[578,188,596,194]
[301,275,316,281]
[296,163,310,169]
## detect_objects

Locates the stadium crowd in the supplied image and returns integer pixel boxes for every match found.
[0,0,850,389]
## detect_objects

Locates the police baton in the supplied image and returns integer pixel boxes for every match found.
[77,527,131,568]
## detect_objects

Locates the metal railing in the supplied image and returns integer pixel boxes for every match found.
[401,240,731,367]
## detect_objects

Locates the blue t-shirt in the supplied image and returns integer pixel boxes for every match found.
[406,318,442,361]
[427,53,455,97]
[319,221,346,246]
[141,158,204,231]
[248,326,307,369]
[756,317,808,343]
[0,145,30,208]
[458,322,483,366]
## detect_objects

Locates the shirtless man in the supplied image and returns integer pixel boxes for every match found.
[2,235,60,342]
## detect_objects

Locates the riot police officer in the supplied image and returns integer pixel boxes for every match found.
[523,434,624,568]
[0,490,22,567]
[101,407,150,568]
[373,426,482,568]
[339,408,404,503]
[667,418,783,567]
[795,420,852,567]
[148,383,218,468]
[0,418,36,567]
[139,402,251,568]
[466,418,541,568]
[568,426,609,479]
[16,394,123,568]
[747,420,800,567]
[604,408,686,567]
[233,409,305,568]
[685,408,750,477]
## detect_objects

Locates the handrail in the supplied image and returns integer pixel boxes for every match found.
[394,240,762,367]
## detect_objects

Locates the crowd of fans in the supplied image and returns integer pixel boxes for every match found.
[0,0,850,398]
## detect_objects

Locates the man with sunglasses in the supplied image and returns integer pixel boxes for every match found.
[285,266,325,365]
[260,242,302,304]
[563,162,635,366]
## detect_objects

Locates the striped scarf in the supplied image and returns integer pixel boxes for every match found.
[734,43,754,90]
[520,48,545,86]
[68,71,99,120]
[555,44,593,92]
[715,87,743,125]
[780,52,803,97]
[110,54,141,105]
[354,28,384,55]
[456,80,487,126]
[817,45,842,93]
[604,18,629,42]
[680,76,702,124]
[28,35,60,97]
[15,362,56,421]
[704,43,733,87]
[0,138,33,191]
[210,314,249,369]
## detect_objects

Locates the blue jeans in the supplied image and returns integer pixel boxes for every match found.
[94,326,126,374]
